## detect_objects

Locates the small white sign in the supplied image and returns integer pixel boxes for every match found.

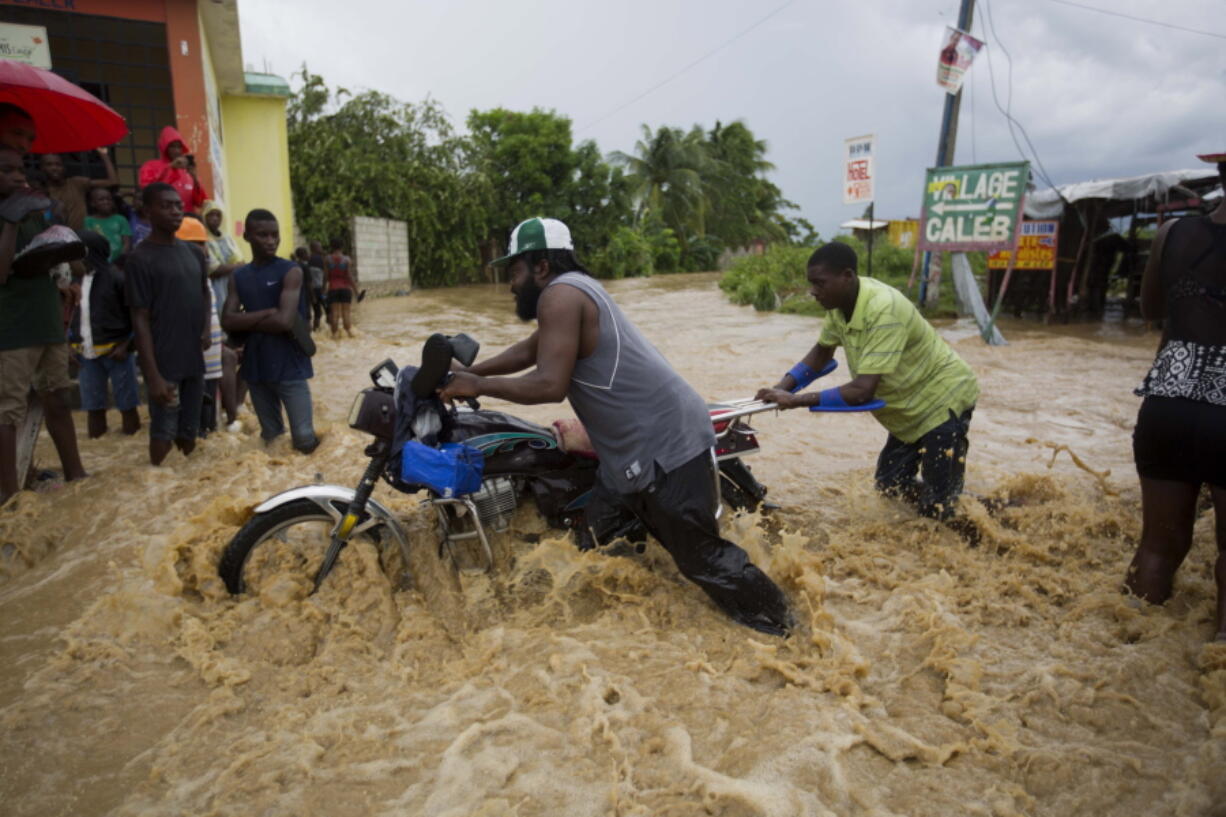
[0,23,52,70]
[843,133,875,205]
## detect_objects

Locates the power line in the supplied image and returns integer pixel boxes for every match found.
[979,0,1059,191]
[969,46,977,165]
[1042,0,1226,41]
[576,0,797,134]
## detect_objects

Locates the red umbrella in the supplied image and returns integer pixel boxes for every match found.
[0,58,128,153]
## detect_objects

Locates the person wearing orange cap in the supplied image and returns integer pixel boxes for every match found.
[175,215,243,434]
[125,183,211,465]
[1126,151,1226,643]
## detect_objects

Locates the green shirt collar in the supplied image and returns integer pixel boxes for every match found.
[845,276,873,331]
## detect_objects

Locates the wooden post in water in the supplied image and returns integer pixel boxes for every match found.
[867,201,875,278]
[15,391,43,491]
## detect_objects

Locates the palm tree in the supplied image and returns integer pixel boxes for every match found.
[703,120,787,246]
[610,125,709,239]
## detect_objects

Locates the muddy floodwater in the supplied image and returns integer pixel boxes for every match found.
[1,272,1222,816]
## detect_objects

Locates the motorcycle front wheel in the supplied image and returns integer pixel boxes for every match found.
[218,498,398,595]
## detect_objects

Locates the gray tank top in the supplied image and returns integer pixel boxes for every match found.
[547,272,714,493]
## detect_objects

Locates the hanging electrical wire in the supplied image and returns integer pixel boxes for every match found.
[576,0,797,133]
[1043,0,1226,41]
[978,0,1060,191]
[968,45,978,165]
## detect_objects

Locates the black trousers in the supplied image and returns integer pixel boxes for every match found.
[875,407,974,521]
[584,451,793,636]
[310,286,326,326]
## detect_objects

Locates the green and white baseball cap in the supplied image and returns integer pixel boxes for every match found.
[492,217,573,266]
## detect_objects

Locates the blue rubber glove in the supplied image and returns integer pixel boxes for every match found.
[786,359,838,393]
[808,386,886,413]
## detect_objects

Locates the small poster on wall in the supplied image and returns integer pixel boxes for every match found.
[0,23,52,70]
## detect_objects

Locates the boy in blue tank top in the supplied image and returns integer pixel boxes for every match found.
[220,209,319,454]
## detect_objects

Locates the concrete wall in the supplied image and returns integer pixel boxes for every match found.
[219,94,295,261]
[351,216,411,294]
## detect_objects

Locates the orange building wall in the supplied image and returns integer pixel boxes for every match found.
[62,0,166,22]
[161,1,212,195]
[2,0,215,196]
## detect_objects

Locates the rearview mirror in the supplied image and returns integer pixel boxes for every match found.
[448,333,480,367]
[369,359,399,390]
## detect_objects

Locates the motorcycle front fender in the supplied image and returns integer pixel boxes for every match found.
[254,485,412,566]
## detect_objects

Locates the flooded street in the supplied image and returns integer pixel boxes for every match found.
[1,272,1222,816]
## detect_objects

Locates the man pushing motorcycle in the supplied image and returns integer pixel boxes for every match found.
[439,217,794,636]
[756,241,981,538]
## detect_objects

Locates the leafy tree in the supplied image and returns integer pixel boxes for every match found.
[701,120,788,248]
[611,125,709,239]
[286,71,808,286]
[467,108,574,244]
[466,108,631,261]
[614,120,804,270]
[287,69,490,286]
[564,140,633,261]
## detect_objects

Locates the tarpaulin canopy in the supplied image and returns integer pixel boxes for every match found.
[1024,168,1221,219]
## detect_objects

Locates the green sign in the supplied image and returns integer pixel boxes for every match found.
[919,161,1030,252]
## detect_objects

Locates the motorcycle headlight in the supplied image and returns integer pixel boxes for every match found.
[348,388,396,439]
[348,392,366,427]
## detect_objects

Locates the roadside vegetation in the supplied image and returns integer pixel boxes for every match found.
[287,70,814,286]
[720,236,970,319]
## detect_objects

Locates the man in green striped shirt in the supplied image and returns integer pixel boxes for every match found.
[757,242,980,525]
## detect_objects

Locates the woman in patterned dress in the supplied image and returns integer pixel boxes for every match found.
[1125,154,1226,642]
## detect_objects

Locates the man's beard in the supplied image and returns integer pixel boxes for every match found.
[515,276,544,321]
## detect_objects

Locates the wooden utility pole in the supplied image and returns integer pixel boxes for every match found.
[920,0,976,307]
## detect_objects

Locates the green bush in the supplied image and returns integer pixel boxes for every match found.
[594,225,655,279]
[720,236,964,318]
[681,235,724,272]
[647,222,683,273]
[719,244,812,311]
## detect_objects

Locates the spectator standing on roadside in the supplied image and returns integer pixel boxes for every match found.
[39,148,118,231]
[292,245,324,332]
[69,230,139,438]
[0,139,88,503]
[138,127,207,215]
[175,215,227,435]
[1126,153,1226,644]
[202,201,242,310]
[125,183,211,465]
[222,209,318,453]
[307,240,326,330]
[324,237,357,338]
[83,187,131,262]
[0,103,36,155]
[128,197,151,249]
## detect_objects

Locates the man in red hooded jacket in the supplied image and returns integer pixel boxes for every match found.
[138,126,208,214]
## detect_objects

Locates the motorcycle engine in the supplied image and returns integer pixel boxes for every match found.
[469,477,517,532]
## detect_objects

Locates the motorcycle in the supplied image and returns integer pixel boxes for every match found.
[217,334,806,596]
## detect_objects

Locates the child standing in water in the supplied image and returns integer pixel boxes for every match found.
[70,230,140,437]
[83,188,131,263]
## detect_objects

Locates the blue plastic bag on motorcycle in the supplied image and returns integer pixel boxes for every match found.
[399,440,484,498]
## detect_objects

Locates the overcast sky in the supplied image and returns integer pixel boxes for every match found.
[239,0,1226,238]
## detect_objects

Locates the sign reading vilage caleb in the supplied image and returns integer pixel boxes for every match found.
[919,161,1030,253]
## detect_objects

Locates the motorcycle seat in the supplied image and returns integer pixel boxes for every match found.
[552,418,598,459]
